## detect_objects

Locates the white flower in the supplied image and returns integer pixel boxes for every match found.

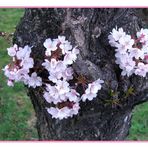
[115,52,127,60]
[43,59,67,75]
[47,106,71,120]
[42,59,51,70]
[47,102,80,120]
[63,53,75,65]
[45,49,52,57]
[16,45,31,60]
[20,57,34,69]
[44,85,60,103]
[3,65,17,81]
[48,73,59,83]
[15,68,30,83]
[58,36,67,44]
[43,38,58,56]
[111,27,126,41]
[109,27,148,77]
[72,47,79,55]
[60,42,72,55]
[55,61,67,72]
[3,44,40,87]
[120,58,136,76]
[119,35,134,50]
[94,79,104,90]
[63,48,79,65]
[81,93,97,102]
[115,44,128,54]
[115,52,136,77]
[135,62,148,77]
[108,34,118,47]
[44,84,68,103]
[81,78,104,102]
[69,102,80,116]
[7,44,18,57]
[137,28,148,43]
[129,48,144,60]
[7,80,14,87]
[55,80,70,95]
[50,58,58,69]
[27,72,42,88]
[43,91,53,103]
[66,89,80,102]
[46,60,68,83]
[62,67,73,80]
[43,91,61,104]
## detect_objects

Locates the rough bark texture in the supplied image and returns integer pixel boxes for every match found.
[14,8,148,140]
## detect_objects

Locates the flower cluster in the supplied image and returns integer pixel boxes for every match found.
[42,36,104,120]
[3,36,104,120]
[108,27,148,77]
[3,44,42,87]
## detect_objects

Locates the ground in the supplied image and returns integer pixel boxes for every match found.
[0,8,147,140]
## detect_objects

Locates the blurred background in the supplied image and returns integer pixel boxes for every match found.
[0,8,147,140]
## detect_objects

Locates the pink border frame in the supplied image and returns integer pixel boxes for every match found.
[0,6,148,8]
[0,6,148,142]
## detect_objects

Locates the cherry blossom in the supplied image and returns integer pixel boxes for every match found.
[136,28,148,43]
[43,38,58,56]
[66,89,80,102]
[20,57,34,70]
[55,80,70,95]
[7,80,14,87]
[7,44,18,57]
[112,27,126,41]
[27,72,42,88]
[4,36,104,120]
[63,49,79,65]
[16,45,31,60]
[135,62,148,77]
[119,35,134,50]
[42,59,51,70]
[47,106,71,120]
[129,48,144,60]
[109,27,148,77]
[62,67,73,80]
[46,102,80,120]
[81,79,104,102]
[3,44,42,88]
[41,36,104,119]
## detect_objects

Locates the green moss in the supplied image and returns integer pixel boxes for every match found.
[127,102,148,140]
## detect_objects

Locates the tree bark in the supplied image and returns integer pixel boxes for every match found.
[14,8,148,140]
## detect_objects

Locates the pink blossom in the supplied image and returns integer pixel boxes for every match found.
[27,72,42,88]
[81,78,104,102]
[16,45,31,60]
[135,62,148,77]
[7,44,18,57]
[43,38,58,56]
[66,89,80,102]
[55,80,70,95]
[111,27,125,41]
[7,80,14,87]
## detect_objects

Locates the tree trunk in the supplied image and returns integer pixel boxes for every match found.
[14,8,148,140]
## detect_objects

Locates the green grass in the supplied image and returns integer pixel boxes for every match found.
[127,102,148,140]
[0,8,147,141]
[0,8,38,140]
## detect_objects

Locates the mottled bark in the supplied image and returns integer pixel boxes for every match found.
[14,8,148,140]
